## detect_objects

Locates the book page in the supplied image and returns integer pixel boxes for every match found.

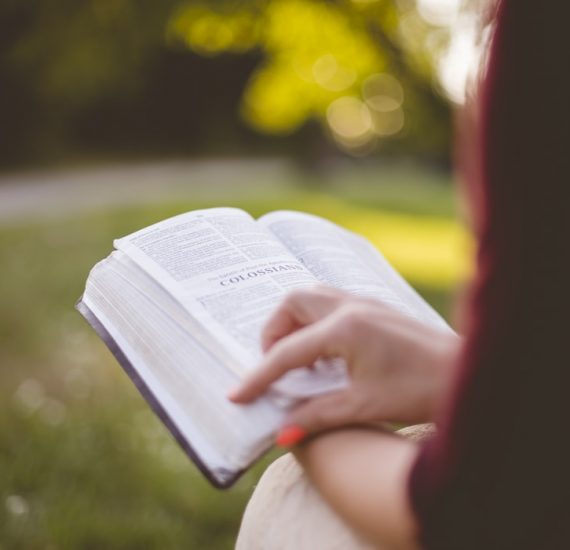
[82,253,284,478]
[114,208,318,375]
[259,210,450,330]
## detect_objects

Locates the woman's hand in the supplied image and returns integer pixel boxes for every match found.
[230,286,459,435]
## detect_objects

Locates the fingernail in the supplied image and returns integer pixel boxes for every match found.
[227,387,240,401]
[275,425,307,448]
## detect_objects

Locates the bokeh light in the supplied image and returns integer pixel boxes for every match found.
[371,107,405,137]
[417,0,461,26]
[362,73,404,113]
[312,54,357,93]
[327,96,374,149]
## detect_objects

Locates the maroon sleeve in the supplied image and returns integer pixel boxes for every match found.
[407,1,570,547]
[407,329,570,550]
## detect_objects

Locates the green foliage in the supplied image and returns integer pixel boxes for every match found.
[5,0,178,106]
[0,0,181,162]
[0,0,453,164]
[170,0,452,154]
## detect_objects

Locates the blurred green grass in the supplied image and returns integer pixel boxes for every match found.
[0,174,468,549]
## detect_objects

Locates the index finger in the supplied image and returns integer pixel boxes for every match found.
[261,286,348,352]
[229,318,340,403]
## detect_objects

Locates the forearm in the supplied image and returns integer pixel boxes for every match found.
[293,429,420,550]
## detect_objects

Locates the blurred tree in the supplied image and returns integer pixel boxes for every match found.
[0,0,453,167]
[0,0,180,162]
[169,0,452,158]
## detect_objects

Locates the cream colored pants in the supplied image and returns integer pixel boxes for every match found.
[236,424,433,550]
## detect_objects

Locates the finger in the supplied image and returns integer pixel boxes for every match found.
[230,319,340,403]
[262,286,345,351]
[261,286,348,352]
[282,390,361,436]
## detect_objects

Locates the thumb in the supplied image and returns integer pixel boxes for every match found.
[276,390,359,446]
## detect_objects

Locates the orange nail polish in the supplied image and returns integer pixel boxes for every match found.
[275,425,307,448]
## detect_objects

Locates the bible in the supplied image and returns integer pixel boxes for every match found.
[77,208,449,488]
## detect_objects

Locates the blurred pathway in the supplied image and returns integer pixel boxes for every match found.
[0,158,298,225]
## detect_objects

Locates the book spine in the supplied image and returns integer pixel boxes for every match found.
[75,297,242,489]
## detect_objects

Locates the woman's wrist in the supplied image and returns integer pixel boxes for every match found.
[292,428,420,549]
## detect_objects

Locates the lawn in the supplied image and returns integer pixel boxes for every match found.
[0,168,470,549]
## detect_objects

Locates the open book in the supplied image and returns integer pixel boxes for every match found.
[77,208,450,488]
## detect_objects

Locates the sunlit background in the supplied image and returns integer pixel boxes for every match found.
[1,0,483,547]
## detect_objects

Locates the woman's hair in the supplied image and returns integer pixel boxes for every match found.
[410,1,570,547]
